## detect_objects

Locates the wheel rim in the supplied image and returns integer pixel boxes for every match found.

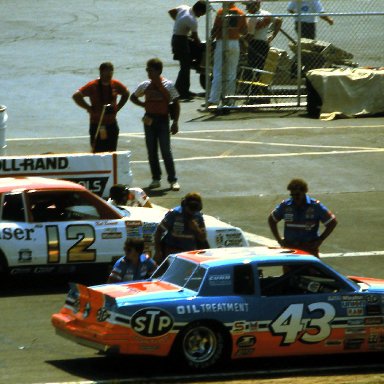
[182,325,217,364]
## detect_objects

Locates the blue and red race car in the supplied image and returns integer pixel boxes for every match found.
[52,246,384,369]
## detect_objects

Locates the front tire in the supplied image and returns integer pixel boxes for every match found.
[177,321,227,369]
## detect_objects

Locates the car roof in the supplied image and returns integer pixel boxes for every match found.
[173,246,319,267]
[0,176,86,193]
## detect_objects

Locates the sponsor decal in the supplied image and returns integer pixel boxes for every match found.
[208,274,231,286]
[344,338,364,350]
[342,300,365,308]
[0,157,69,172]
[365,317,383,325]
[347,308,364,316]
[131,308,173,337]
[237,335,256,348]
[18,249,32,262]
[0,227,35,240]
[367,305,381,316]
[235,347,254,356]
[325,339,342,346]
[65,177,108,196]
[101,231,123,239]
[176,302,249,315]
[97,307,111,322]
[232,321,258,333]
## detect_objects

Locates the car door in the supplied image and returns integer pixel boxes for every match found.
[244,262,371,358]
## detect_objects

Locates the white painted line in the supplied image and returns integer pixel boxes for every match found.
[130,148,384,163]
[245,231,384,258]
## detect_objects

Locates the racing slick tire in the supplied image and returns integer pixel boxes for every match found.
[174,321,229,370]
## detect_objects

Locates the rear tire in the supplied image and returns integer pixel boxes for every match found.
[175,321,227,370]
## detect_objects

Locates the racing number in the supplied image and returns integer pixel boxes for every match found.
[270,302,336,345]
[46,224,96,263]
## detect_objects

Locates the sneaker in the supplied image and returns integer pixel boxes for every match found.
[148,180,161,189]
[170,181,180,191]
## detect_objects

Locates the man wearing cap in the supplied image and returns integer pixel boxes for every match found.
[154,192,208,263]
[169,1,207,100]
[268,178,337,257]
[245,0,282,70]
[107,184,152,216]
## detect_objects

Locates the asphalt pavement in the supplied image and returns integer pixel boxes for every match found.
[0,1,384,383]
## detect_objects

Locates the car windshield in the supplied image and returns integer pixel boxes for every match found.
[152,256,207,292]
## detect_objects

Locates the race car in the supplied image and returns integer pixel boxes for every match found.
[0,177,248,278]
[52,246,384,370]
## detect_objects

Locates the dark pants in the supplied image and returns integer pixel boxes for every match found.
[144,116,177,183]
[89,122,119,152]
[248,39,270,71]
[295,22,316,40]
[172,35,192,98]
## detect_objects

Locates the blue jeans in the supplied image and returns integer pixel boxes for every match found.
[144,116,177,183]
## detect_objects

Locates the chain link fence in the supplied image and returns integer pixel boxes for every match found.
[202,0,384,111]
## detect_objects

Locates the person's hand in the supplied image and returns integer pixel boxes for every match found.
[171,121,178,135]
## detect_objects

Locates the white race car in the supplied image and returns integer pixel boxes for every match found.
[0,177,248,279]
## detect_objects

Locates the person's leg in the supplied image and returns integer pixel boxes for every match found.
[172,35,191,98]
[107,122,119,151]
[208,40,223,104]
[157,118,177,183]
[224,40,240,103]
[144,123,161,182]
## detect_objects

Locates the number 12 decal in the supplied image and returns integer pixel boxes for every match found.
[270,302,336,345]
[46,224,96,263]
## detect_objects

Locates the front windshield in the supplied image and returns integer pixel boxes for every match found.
[152,256,207,292]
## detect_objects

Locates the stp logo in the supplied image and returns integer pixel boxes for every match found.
[131,308,173,337]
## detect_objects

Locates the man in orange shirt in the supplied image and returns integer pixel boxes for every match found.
[72,62,129,152]
[130,58,181,191]
[208,2,248,107]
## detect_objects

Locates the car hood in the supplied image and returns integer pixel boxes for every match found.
[348,275,384,292]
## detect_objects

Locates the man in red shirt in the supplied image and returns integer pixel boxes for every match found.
[72,62,129,152]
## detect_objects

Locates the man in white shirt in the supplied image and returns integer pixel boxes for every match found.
[245,0,282,70]
[169,1,207,100]
[107,184,152,217]
[287,0,334,40]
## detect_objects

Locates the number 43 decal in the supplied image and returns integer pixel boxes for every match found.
[270,302,336,345]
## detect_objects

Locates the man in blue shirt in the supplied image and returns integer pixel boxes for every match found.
[154,192,208,263]
[268,178,337,257]
[107,238,157,283]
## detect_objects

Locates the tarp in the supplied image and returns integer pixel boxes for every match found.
[306,67,384,120]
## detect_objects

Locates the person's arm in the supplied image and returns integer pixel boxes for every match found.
[72,90,92,113]
[268,214,284,246]
[190,31,201,45]
[318,218,337,244]
[116,88,130,112]
[188,215,207,243]
[269,17,282,43]
[168,8,178,20]
[154,222,167,264]
[320,14,334,25]
[130,93,145,109]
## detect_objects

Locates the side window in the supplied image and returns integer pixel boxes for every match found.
[259,264,348,296]
[233,264,254,295]
[2,193,25,222]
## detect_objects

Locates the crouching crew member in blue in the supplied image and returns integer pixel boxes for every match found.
[107,238,157,283]
[154,192,208,264]
[268,178,337,257]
